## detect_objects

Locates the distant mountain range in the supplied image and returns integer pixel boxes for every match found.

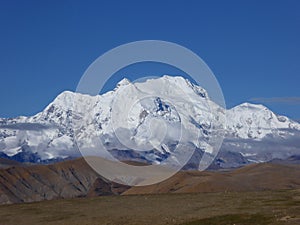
[0,76,299,169]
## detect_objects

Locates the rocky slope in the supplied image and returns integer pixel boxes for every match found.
[0,158,129,204]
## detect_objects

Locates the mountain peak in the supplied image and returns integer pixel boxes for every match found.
[50,91,77,108]
[233,102,267,111]
[115,78,131,88]
[56,90,76,98]
[137,75,208,99]
[161,75,186,82]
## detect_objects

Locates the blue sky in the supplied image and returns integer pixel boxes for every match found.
[0,0,300,119]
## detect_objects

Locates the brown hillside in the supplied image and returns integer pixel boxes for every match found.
[123,163,300,195]
[0,157,299,205]
[0,158,129,204]
[0,158,21,169]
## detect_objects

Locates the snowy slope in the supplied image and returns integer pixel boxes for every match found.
[226,102,299,139]
[0,75,299,167]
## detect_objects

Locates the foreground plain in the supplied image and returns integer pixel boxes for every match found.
[0,189,299,225]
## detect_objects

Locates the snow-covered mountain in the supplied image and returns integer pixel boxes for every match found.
[0,75,299,168]
[226,102,299,139]
[223,102,300,165]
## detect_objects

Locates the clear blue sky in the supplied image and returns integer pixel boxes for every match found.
[0,0,299,119]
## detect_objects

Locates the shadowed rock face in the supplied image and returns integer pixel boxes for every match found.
[87,178,130,197]
[0,158,129,204]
